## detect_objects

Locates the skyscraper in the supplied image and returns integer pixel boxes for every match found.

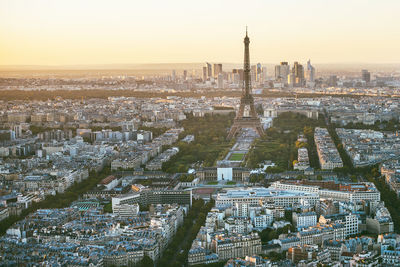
[361,69,371,83]
[290,62,305,87]
[256,63,262,82]
[202,66,207,81]
[306,59,315,82]
[232,69,241,84]
[217,73,224,89]
[262,66,267,82]
[238,69,244,82]
[206,62,212,79]
[213,63,223,78]
[183,70,187,81]
[172,70,176,81]
[275,62,290,84]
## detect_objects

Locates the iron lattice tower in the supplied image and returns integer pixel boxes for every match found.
[227,29,264,140]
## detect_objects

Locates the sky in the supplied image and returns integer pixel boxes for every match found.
[1,0,400,66]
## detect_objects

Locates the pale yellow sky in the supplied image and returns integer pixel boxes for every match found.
[1,0,400,65]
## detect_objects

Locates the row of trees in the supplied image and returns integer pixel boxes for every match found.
[327,124,355,174]
[327,120,389,180]
[138,126,168,139]
[303,125,321,169]
[0,87,372,102]
[0,89,243,101]
[326,120,400,231]
[249,173,265,184]
[368,176,400,234]
[0,166,112,235]
[179,174,195,182]
[162,113,235,173]
[157,199,214,266]
[246,112,325,170]
[257,223,295,244]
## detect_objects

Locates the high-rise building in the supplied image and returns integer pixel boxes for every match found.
[238,69,244,82]
[213,63,222,78]
[233,72,240,84]
[361,69,371,83]
[275,62,290,84]
[306,59,315,82]
[183,70,187,81]
[217,73,224,89]
[206,62,212,79]
[290,62,305,87]
[256,63,262,82]
[282,62,290,82]
[262,67,267,82]
[202,66,207,81]
[172,70,176,81]
[251,65,257,83]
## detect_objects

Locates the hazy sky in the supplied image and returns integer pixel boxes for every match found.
[1,0,400,65]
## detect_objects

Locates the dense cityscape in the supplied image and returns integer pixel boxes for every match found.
[2,47,400,266]
[2,0,400,266]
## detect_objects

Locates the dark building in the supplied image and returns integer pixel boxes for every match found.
[361,69,371,83]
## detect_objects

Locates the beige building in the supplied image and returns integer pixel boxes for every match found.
[213,233,261,261]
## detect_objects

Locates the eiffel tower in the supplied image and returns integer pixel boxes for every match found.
[227,29,264,140]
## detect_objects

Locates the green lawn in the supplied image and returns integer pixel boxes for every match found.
[207,181,219,185]
[226,181,236,185]
[229,153,245,161]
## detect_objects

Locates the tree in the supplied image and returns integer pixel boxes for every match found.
[266,166,284,174]
[246,112,325,171]
[295,141,307,148]
[136,255,154,267]
[371,167,380,178]
[303,126,313,135]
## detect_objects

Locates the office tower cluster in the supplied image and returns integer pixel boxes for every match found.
[170,62,376,91]
[202,63,223,82]
[274,60,316,88]
[202,62,267,89]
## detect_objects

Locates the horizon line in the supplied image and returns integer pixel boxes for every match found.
[1,62,400,69]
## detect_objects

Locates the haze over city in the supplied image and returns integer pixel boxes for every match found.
[1,0,400,66]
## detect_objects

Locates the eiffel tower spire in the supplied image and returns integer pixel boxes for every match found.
[227,29,264,140]
[243,26,251,97]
